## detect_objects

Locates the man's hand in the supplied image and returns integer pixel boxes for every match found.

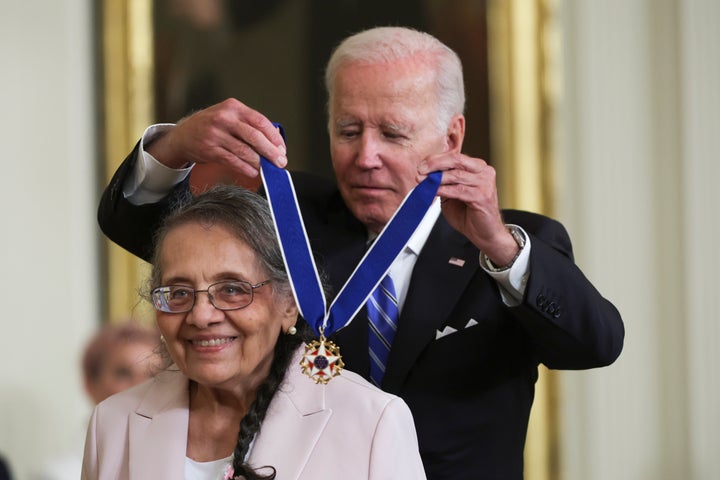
[419,152,520,266]
[146,98,288,177]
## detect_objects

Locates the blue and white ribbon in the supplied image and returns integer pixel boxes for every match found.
[260,127,441,337]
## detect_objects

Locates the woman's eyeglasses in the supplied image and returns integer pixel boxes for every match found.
[150,280,271,313]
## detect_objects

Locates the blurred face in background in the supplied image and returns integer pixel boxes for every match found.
[85,340,162,404]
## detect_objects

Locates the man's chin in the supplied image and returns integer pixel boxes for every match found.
[352,209,390,234]
[344,192,397,232]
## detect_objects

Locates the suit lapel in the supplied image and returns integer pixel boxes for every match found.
[129,369,189,479]
[249,349,331,477]
[383,218,480,392]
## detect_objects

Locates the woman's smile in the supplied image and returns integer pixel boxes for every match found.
[189,336,237,348]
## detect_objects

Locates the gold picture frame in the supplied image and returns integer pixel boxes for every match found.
[100,0,155,324]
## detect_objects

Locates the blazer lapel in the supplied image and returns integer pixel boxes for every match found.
[249,349,331,478]
[383,218,480,392]
[129,369,189,479]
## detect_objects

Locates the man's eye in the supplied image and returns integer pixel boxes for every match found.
[382,131,404,140]
[339,130,359,139]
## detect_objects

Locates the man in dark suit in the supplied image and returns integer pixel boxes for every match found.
[98,27,624,479]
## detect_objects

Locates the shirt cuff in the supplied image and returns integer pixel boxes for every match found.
[479,225,531,306]
[123,124,193,205]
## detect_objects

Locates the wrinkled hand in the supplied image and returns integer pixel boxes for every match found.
[419,152,520,265]
[146,98,288,177]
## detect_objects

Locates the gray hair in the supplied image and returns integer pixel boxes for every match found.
[324,26,466,132]
[149,185,292,303]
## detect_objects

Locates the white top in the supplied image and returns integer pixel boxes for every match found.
[184,455,232,480]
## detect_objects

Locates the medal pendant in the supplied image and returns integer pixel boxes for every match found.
[300,331,344,384]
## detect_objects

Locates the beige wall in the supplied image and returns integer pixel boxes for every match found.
[557,0,719,478]
[0,0,98,478]
[0,0,717,478]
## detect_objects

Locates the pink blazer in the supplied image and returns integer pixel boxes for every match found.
[81,348,426,479]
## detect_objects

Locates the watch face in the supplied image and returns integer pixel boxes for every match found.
[510,227,526,248]
[485,226,526,272]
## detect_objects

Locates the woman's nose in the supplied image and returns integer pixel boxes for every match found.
[185,292,222,328]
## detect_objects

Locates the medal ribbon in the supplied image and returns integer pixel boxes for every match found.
[260,127,441,338]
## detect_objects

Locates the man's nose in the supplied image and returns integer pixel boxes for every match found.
[355,133,383,168]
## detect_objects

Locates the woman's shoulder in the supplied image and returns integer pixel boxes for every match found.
[329,369,395,399]
[95,368,187,415]
[280,349,413,422]
[321,369,412,417]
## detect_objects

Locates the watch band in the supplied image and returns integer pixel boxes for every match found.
[483,225,527,272]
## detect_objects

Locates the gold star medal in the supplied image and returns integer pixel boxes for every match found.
[300,328,344,384]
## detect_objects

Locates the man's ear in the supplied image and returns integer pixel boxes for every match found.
[445,114,466,153]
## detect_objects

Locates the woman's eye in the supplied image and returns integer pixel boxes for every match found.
[219,283,250,296]
[222,285,240,295]
[170,288,191,299]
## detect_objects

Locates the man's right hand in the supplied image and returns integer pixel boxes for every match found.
[146,98,288,177]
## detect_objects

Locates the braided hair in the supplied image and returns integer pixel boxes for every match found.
[230,319,309,479]
[148,185,311,479]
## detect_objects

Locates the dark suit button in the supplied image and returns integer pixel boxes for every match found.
[553,308,562,318]
[547,302,557,315]
[536,294,546,308]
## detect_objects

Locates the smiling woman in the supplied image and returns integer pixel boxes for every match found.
[82,185,426,479]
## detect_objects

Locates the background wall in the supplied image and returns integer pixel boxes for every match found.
[0,0,717,479]
[557,0,719,479]
[0,0,98,478]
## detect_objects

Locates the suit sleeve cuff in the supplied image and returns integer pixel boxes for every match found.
[123,124,193,205]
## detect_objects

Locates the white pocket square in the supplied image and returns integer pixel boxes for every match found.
[435,319,478,340]
[435,326,458,340]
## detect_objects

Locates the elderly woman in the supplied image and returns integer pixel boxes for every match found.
[82,186,425,480]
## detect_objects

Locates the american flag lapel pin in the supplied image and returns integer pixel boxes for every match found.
[448,257,466,267]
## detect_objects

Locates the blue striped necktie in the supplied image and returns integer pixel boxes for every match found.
[367,274,399,387]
